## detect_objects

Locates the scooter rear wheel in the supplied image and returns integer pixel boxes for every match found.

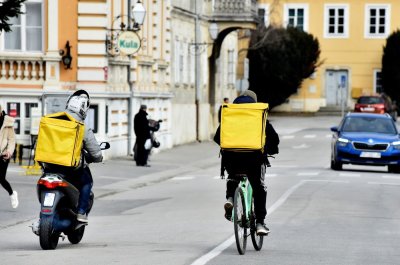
[39,217,60,250]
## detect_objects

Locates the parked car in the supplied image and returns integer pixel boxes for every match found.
[354,94,397,121]
[330,112,400,172]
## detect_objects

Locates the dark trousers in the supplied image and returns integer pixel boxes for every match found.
[64,166,93,214]
[0,159,12,195]
[226,163,267,224]
[134,139,149,166]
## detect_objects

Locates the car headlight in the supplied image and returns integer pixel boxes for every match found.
[337,137,349,147]
[392,141,400,150]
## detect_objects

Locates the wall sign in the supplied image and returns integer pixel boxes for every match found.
[117,31,141,55]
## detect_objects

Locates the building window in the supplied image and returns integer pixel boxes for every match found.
[24,102,39,135]
[227,50,235,86]
[85,105,98,133]
[374,70,383,93]
[324,4,349,38]
[258,4,270,26]
[7,103,21,134]
[284,4,309,31]
[174,39,180,84]
[365,4,391,38]
[1,1,43,52]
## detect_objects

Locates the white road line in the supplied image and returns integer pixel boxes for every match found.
[326,134,332,138]
[304,134,316,138]
[98,176,127,180]
[213,176,222,179]
[273,165,299,168]
[339,173,361,178]
[171,176,195,181]
[368,182,400,186]
[190,179,347,265]
[292,144,310,149]
[266,174,277,178]
[297,172,319,176]
[382,175,400,180]
[281,135,295,139]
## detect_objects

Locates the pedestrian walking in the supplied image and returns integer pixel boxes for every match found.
[134,105,151,167]
[0,105,18,208]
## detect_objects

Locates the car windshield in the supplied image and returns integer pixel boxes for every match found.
[342,117,397,134]
[357,97,384,104]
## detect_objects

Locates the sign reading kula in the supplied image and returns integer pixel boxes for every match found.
[117,31,141,55]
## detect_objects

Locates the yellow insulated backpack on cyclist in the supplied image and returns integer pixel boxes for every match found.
[220,103,269,153]
[35,111,85,167]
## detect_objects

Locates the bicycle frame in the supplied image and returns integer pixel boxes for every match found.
[231,176,253,224]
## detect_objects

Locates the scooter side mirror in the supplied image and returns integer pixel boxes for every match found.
[100,142,110,150]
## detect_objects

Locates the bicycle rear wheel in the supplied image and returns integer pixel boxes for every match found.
[250,198,263,251]
[233,187,247,255]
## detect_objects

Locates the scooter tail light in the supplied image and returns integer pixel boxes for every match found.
[38,179,68,189]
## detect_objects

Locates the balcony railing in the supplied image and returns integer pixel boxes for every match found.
[212,0,258,22]
[0,54,46,83]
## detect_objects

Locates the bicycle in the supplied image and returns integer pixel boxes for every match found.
[229,174,263,255]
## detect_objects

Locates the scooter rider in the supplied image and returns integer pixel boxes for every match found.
[64,90,103,223]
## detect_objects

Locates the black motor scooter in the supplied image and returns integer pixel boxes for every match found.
[32,142,110,250]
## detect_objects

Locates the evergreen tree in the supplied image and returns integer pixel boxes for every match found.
[0,0,25,33]
[247,25,321,109]
[382,30,400,102]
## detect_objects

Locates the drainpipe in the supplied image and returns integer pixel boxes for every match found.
[127,0,133,154]
[195,0,201,142]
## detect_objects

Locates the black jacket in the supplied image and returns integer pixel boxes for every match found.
[134,110,151,141]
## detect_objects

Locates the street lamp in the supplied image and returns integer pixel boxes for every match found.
[189,22,219,55]
[106,1,147,56]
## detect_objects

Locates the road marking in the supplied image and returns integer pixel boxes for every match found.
[368,181,400,186]
[326,134,332,138]
[214,176,222,179]
[297,172,319,176]
[266,174,277,178]
[171,176,195,181]
[382,175,400,180]
[281,135,295,139]
[304,134,316,138]
[7,168,25,173]
[292,144,309,149]
[98,176,127,180]
[190,179,347,265]
[339,173,361,178]
[273,165,298,168]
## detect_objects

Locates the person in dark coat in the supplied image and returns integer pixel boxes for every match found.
[134,105,151,166]
[218,97,229,123]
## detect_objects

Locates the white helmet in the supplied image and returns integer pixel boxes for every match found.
[66,90,90,119]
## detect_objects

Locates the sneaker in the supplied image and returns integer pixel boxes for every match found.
[224,197,234,221]
[10,191,18,209]
[256,223,270,236]
[77,213,88,223]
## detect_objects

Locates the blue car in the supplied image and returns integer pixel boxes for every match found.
[330,112,400,172]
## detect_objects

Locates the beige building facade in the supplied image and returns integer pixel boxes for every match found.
[257,0,400,112]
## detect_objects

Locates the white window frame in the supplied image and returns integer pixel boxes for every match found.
[0,0,44,53]
[364,4,391,39]
[324,4,349,39]
[373,69,383,93]
[258,4,270,27]
[283,4,309,32]
[227,49,235,86]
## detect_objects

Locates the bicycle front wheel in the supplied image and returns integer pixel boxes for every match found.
[250,198,263,251]
[233,187,247,255]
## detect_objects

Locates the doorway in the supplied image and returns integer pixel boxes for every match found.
[325,70,349,107]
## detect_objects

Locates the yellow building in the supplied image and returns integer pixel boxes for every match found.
[257,0,400,112]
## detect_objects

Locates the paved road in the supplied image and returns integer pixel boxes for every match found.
[1,115,400,264]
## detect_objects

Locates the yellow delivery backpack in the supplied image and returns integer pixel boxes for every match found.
[35,112,85,167]
[220,103,269,152]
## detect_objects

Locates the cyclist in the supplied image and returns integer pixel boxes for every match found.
[214,90,279,235]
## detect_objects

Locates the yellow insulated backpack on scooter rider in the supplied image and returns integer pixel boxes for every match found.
[34,111,85,167]
[220,103,269,153]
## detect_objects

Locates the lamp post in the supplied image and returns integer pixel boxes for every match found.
[106,1,146,154]
[190,19,219,141]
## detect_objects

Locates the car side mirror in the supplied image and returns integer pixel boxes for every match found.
[330,126,338,132]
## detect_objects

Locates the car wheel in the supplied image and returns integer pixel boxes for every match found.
[388,165,400,173]
[330,159,342,171]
